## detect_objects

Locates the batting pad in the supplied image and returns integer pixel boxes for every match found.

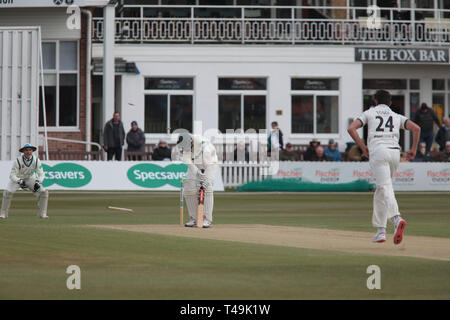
[203,191,214,222]
[185,194,198,220]
[1,190,13,216]
[37,190,49,218]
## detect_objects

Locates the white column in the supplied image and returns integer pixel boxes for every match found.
[421,78,433,108]
[103,4,115,127]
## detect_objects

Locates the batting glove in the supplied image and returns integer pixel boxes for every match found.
[33,180,41,192]
[18,179,27,190]
[198,172,208,185]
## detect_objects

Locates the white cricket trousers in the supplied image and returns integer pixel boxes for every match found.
[369,147,401,228]
[183,166,216,222]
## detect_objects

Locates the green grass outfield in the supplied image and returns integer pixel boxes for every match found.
[0,191,449,300]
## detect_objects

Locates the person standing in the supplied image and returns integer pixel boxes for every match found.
[103,112,126,161]
[435,117,450,151]
[267,121,284,153]
[414,103,441,154]
[176,133,218,228]
[347,90,420,245]
[126,121,146,160]
[0,144,49,219]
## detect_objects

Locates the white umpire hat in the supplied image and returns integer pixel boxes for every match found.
[19,143,37,153]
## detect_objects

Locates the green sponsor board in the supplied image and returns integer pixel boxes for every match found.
[42,163,92,188]
[127,163,187,188]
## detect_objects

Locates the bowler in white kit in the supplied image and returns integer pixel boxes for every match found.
[347,90,420,244]
[0,144,49,219]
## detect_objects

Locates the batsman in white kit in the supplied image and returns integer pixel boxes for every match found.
[175,133,218,228]
[348,90,420,244]
[0,144,49,219]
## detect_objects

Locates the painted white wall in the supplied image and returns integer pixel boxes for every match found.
[121,74,144,134]
[0,8,80,40]
[94,45,363,151]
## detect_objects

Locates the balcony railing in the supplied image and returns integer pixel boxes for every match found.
[93,5,450,46]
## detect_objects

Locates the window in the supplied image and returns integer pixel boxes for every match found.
[145,77,193,90]
[409,79,420,90]
[363,79,407,90]
[432,78,447,124]
[144,77,193,133]
[219,78,266,91]
[218,77,267,132]
[409,80,421,148]
[39,41,78,128]
[291,78,339,134]
[409,79,421,124]
[292,78,339,91]
[432,79,445,91]
[292,95,314,133]
[415,0,433,8]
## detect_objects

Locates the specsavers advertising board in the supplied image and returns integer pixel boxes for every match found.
[0,161,224,191]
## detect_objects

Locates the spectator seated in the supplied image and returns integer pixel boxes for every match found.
[152,140,172,161]
[280,143,299,161]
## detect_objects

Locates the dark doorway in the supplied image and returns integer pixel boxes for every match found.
[390,95,405,150]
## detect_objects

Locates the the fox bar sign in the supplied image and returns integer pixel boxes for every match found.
[355,48,449,64]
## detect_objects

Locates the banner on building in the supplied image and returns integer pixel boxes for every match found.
[274,162,450,191]
[0,161,224,191]
[355,47,449,64]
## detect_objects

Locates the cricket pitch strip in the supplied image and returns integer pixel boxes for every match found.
[89,224,450,261]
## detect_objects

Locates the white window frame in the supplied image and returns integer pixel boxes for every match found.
[217,91,268,133]
[290,78,341,138]
[431,78,449,124]
[217,76,268,135]
[38,40,80,132]
[143,76,195,136]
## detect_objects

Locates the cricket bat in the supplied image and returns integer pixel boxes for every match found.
[196,170,205,228]
[180,178,184,225]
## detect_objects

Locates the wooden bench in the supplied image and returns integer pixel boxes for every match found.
[124,151,153,161]
[430,151,449,162]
